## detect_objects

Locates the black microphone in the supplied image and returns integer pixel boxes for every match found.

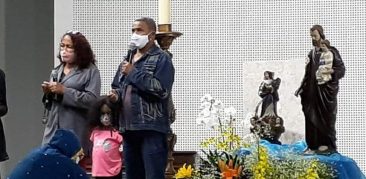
[51,70,59,101]
[51,70,58,82]
[128,43,137,63]
[119,43,136,79]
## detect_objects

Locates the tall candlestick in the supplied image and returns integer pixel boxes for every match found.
[158,0,171,24]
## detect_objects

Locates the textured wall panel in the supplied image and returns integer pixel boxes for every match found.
[72,0,366,172]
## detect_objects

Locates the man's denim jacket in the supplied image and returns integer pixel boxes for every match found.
[112,45,175,134]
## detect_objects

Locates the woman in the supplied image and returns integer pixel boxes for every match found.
[41,30,101,158]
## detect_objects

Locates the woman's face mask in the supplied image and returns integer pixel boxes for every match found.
[60,35,75,63]
[130,32,151,49]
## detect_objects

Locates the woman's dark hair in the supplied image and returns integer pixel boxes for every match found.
[89,96,119,129]
[57,31,96,69]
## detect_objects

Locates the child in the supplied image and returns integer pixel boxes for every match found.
[316,39,334,85]
[90,96,123,179]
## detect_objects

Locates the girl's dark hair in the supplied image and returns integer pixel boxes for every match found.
[57,31,96,69]
[89,96,119,129]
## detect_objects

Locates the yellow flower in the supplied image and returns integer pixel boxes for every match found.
[299,160,320,179]
[175,164,193,179]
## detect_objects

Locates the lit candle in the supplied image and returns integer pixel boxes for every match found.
[158,0,171,24]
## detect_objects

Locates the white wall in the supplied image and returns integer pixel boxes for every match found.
[55,0,366,173]
[54,0,73,66]
[0,0,53,177]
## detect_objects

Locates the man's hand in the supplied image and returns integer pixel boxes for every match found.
[122,61,133,75]
[108,89,119,103]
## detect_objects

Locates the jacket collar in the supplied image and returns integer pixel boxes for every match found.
[145,44,162,56]
[55,64,82,83]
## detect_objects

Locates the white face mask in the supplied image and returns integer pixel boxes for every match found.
[100,113,112,126]
[130,33,151,49]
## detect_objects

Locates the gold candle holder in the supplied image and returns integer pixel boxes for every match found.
[156,24,182,57]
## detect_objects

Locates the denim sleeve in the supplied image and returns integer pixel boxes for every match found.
[126,53,175,99]
[111,63,126,103]
[111,63,122,90]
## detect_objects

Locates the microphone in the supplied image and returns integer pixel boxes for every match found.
[119,43,137,79]
[127,43,137,63]
[50,70,59,101]
[51,70,58,82]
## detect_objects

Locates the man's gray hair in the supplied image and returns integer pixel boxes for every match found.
[135,17,157,32]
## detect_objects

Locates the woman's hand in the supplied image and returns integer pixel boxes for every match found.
[41,81,51,94]
[48,82,65,94]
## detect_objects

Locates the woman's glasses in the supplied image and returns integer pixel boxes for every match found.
[59,43,75,52]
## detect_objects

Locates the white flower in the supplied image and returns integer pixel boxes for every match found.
[242,133,257,144]
[200,108,211,118]
[197,95,238,130]
[200,101,211,110]
[241,112,255,128]
[209,107,219,116]
[200,94,213,103]
[196,108,220,128]
[224,106,237,116]
[212,99,224,110]
[205,116,220,129]
[196,116,207,126]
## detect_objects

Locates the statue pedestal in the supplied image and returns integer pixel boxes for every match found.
[172,151,197,172]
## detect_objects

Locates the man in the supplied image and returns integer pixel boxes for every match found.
[0,68,8,163]
[109,17,175,179]
[295,25,345,154]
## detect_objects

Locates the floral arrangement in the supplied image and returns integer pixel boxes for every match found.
[174,94,335,179]
[196,94,244,151]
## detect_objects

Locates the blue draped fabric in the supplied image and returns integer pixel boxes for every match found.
[237,140,365,179]
[7,129,88,179]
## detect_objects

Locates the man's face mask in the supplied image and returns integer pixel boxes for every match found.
[130,32,151,49]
